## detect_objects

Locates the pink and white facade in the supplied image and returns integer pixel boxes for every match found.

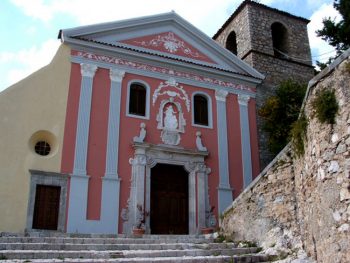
[57,12,263,234]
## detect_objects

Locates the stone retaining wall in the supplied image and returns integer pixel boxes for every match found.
[220,51,350,263]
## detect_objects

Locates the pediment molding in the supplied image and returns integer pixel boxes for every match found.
[60,12,264,81]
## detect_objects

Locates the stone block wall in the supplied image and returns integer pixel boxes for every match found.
[214,5,251,58]
[247,4,312,61]
[220,52,350,263]
[248,52,315,167]
[214,1,315,169]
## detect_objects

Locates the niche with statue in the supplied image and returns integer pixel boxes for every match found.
[156,98,186,145]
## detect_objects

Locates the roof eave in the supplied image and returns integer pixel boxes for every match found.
[64,36,264,85]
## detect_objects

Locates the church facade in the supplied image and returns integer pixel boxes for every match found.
[0,12,264,234]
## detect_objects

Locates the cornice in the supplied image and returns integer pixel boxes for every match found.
[60,11,265,80]
[71,49,259,96]
[66,38,263,87]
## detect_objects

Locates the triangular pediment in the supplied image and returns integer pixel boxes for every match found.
[119,31,215,64]
[60,12,264,80]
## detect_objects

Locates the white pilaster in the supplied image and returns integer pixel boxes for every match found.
[238,95,253,188]
[145,167,151,234]
[188,170,196,234]
[215,89,233,214]
[73,63,98,176]
[105,69,125,178]
[68,65,125,234]
[68,63,97,233]
[128,148,147,233]
[196,164,208,231]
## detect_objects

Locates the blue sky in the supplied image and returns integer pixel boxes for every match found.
[0,0,340,92]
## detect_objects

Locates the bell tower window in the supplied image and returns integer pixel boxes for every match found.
[226,31,238,55]
[271,22,289,58]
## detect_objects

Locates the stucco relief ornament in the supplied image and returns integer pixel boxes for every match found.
[134,32,203,58]
[161,105,181,145]
[153,78,190,112]
[164,106,178,130]
[157,99,186,146]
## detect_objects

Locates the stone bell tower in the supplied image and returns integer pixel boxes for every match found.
[213,0,314,168]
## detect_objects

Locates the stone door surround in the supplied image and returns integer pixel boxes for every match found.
[124,142,210,234]
[26,170,69,233]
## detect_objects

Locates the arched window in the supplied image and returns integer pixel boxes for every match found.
[193,93,212,127]
[226,31,238,55]
[271,22,288,58]
[127,82,148,118]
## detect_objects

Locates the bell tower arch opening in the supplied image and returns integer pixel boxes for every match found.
[226,31,238,55]
[271,22,289,58]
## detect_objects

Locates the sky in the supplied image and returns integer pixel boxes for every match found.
[0,0,341,92]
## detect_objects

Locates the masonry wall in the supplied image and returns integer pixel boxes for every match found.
[220,54,350,263]
[214,2,314,169]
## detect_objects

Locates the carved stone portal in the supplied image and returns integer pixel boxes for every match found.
[122,143,212,235]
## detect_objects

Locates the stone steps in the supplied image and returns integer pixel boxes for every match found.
[0,237,210,244]
[0,255,269,263]
[0,233,269,262]
[0,242,238,250]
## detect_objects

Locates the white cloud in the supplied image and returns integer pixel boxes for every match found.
[9,0,239,34]
[10,0,54,22]
[0,39,60,92]
[308,3,340,63]
[3,0,341,93]
[307,0,332,9]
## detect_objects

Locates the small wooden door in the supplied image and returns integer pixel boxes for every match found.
[32,185,61,230]
[150,164,189,234]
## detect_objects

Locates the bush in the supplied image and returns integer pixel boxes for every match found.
[345,62,350,73]
[311,89,338,124]
[259,79,307,155]
[290,113,308,157]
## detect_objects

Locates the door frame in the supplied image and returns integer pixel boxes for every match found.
[26,170,69,232]
[124,143,210,235]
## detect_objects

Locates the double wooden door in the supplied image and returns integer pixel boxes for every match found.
[150,164,189,234]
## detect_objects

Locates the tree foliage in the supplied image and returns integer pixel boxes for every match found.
[259,80,307,155]
[290,113,308,157]
[316,0,350,68]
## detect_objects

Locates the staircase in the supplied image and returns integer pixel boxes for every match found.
[0,233,269,262]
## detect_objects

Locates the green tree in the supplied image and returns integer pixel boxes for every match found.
[259,80,307,155]
[316,0,350,68]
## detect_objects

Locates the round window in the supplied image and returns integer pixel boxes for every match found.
[34,141,51,156]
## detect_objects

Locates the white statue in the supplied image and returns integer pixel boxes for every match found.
[164,105,178,130]
[133,123,146,143]
[196,131,207,151]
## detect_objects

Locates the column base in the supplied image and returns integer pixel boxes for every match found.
[66,175,120,234]
[217,186,234,214]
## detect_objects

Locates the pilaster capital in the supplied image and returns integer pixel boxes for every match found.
[195,163,211,175]
[238,95,250,106]
[110,68,125,82]
[80,63,98,78]
[129,155,147,166]
[215,89,228,102]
